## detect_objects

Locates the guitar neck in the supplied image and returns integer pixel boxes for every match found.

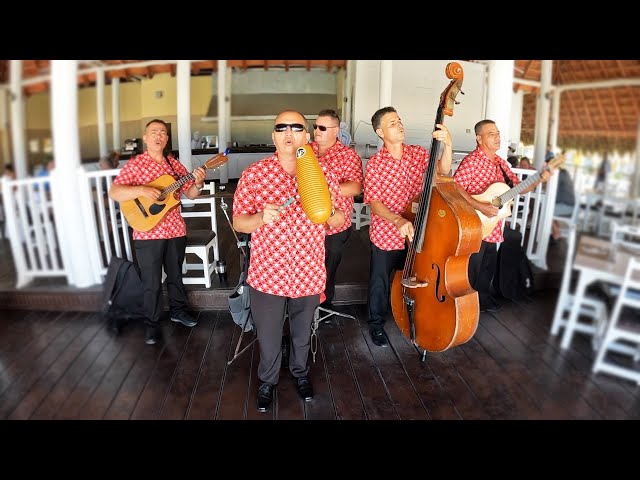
[497,170,542,205]
[161,172,196,198]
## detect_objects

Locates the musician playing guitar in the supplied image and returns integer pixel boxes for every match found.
[109,118,206,345]
[453,119,553,313]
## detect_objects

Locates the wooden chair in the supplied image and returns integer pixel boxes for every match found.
[550,220,608,349]
[180,181,219,288]
[592,257,640,385]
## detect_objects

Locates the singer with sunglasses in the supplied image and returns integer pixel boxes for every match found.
[310,109,363,310]
[364,106,454,347]
[233,110,348,413]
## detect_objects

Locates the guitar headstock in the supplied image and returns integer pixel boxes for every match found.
[203,147,231,170]
[545,153,566,172]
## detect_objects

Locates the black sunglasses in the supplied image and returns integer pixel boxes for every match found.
[273,123,306,132]
[313,124,339,132]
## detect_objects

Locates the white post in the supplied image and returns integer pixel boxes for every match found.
[50,60,100,287]
[0,89,10,166]
[533,60,553,169]
[377,60,393,150]
[631,119,640,199]
[343,60,354,130]
[96,70,108,159]
[509,89,524,151]
[485,60,514,159]
[9,60,28,179]
[549,88,560,154]
[218,59,229,184]
[177,60,192,171]
[111,77,121,152]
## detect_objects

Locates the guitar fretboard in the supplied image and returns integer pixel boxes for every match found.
[160,173,195,199]
[497,170,542,206]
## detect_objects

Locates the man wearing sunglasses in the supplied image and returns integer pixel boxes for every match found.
[310,109,364,310]
[364,106,454,347]
[233,110,348,413]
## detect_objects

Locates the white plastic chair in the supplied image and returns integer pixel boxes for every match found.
[592,257,640,385]
[180,181,219,288]
[351,194,370,230]
[550,220,608,349]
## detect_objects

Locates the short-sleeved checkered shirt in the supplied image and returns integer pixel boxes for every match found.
[232,153,342,298]
[453,146,520,244]
[310,140,363,235]
[364,144,429,251]
[113,152,194,240]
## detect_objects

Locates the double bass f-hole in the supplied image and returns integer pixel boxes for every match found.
[432,263,445,302]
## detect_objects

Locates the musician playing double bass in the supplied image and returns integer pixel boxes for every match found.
[453,119,551,313]
[364,106,454,347]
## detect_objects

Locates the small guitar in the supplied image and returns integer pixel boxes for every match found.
[121,148,230,232]
[472,155,565,239]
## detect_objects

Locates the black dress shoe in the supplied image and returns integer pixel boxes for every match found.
[370,329,388,347]
[170,311,197,327]
[257,382,275,412]
[295,376,313,402]
[145,326,159,345]
[480,302,502,313]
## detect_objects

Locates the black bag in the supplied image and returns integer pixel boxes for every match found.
[228,237,253,332]
[102,256,147,334]
[495,228,535,300]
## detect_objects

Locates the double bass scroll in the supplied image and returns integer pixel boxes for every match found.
[390,62,482,354]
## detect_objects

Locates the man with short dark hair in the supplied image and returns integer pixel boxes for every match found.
[109,119,206,345]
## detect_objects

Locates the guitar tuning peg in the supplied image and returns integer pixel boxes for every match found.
[460,89,465,95]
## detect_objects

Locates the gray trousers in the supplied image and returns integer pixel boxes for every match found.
[248,286,319,385]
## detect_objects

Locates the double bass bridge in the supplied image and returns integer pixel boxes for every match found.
[400,276,429,288]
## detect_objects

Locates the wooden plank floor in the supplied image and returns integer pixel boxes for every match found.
[2,288,639,420]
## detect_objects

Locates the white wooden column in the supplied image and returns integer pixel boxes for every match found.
[217,59,229,184]
[631,119,640,199]
[111,77,121,152]
[533,60,553,169]
[0,89,10,166]
[485,60,514,159]
[177,60,192,171]
[509,89,524,151]
[377,60,393,150]
[9,60,27,178]
[549,88,560,154]
[343,60,354,130]
[96,70,107,159]
[50,60,100,287]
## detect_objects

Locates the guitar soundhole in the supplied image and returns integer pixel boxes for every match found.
[149,203,166,215]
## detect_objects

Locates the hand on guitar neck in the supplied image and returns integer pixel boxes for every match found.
[471,154,564,239]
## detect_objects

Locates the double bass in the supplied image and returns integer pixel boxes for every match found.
[390,62,482,355]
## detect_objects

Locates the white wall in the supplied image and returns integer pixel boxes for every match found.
[351,60,486,158]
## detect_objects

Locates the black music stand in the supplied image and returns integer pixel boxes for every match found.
[220,197,258,366]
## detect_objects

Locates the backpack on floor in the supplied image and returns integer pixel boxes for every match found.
[102,256,147,334]
[495,228,535,301]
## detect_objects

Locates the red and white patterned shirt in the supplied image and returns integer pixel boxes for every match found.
[364,144,429,251]
[113,152,195,240]
[453,146,521,243]
[233,153,343,298]
[310,140,363,235]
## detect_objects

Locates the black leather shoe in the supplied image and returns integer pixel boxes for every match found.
[257,382,275,412]
[480,302,502,313]
[171,311,197,327]
[145,326,159,345]
[295,376,313,402]
[370,329,388,347]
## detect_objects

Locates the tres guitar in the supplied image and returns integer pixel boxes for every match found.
[472,155,564,239]
[120,149,230,232]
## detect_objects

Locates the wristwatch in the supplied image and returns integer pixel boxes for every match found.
[195,184,204,192]
[330,206,336,217]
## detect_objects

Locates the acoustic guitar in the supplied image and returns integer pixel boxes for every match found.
[472,155,565,239]
[120,149,230,232]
